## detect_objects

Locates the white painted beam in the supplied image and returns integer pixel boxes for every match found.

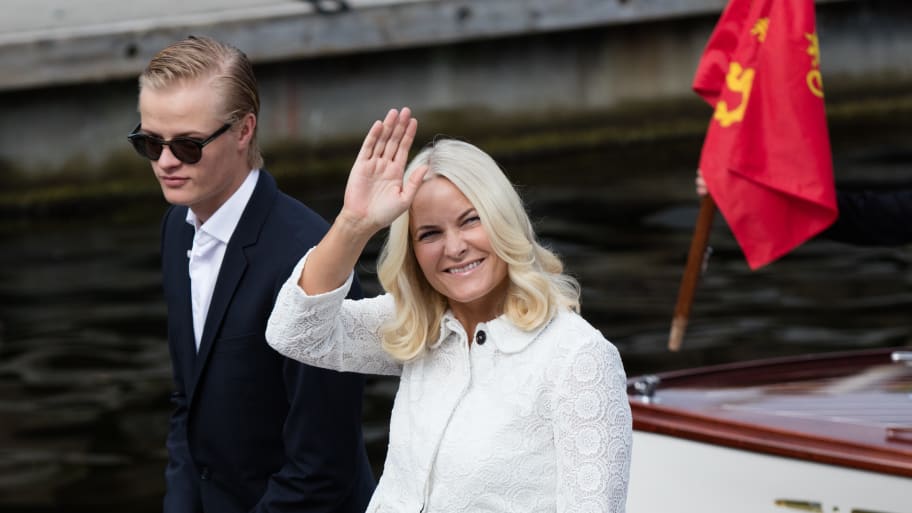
[0,0,850,92]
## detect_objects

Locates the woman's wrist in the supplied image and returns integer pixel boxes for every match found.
[334,209,380,245]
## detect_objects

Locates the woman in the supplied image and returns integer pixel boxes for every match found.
[266,108,632,512]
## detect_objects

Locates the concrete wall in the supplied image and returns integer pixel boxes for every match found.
[2,0,910,174]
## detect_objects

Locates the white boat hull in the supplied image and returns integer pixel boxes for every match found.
[628,431,912,513]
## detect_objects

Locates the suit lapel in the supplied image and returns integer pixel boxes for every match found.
[187,171,279,401]
[191,243,247,381]
[164,208,199,388]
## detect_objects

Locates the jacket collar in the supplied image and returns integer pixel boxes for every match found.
[189,169,278,399]
[432,311,553,354]
[185,169,259,244]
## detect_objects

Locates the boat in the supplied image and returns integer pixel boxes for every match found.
[625,346,912,513]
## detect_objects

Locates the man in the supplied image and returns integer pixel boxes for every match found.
[820,189,912,246]
[127,36,375,512]
[696,169,912,246]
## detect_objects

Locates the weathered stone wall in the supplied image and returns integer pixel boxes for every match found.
[1,0,909,175]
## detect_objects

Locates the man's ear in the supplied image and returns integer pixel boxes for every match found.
[237,112,257,147]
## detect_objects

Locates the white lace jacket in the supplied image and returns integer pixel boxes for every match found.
[266,256,632,513]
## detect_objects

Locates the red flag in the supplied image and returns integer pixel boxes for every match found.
[694,0,837,269]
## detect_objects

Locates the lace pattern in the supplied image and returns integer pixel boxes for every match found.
[266,255,402,376]
[266,254,632,512]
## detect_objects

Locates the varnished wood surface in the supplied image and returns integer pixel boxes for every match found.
[628,347,912,477]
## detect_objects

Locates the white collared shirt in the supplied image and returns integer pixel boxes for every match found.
[265,251,632,512]
[186,169,260,350]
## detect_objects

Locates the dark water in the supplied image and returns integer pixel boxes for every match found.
[1,119,911,511]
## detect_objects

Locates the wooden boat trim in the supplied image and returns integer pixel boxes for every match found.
[629,347,912,478]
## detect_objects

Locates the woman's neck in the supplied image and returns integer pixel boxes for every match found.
[449,283,508,343]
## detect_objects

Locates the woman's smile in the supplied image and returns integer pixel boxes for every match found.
[445,259,483,274]
[410,176,508,320]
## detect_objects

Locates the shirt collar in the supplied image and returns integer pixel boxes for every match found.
[185,169,260,243]
[431,310,553,354]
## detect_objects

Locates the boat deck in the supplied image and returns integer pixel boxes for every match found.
[628,347,912,477]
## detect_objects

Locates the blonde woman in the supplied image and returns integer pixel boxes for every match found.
[266,108,632,512]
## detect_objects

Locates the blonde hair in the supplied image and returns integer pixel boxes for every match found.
[139,35,264,169]
[377,139,580,361]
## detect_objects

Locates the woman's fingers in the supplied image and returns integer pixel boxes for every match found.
[353,108,416,183]
[371,109,399,160]
[402,164,429,202]
[394,117,418,168]
[382,108,411,162]
[355,120,384,163]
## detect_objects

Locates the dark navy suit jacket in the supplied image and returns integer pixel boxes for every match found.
[160,170,375,513]
[822,189,912,246]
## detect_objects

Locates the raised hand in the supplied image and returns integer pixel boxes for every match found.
[298,108,425,295]
[341,108,427,235]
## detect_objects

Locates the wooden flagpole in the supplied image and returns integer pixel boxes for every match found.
[668,195,716,351]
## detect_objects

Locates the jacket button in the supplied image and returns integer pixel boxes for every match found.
[475,330,486,345]
[200,467,211,480]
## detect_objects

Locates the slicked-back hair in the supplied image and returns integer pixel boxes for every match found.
[139,35,263,169]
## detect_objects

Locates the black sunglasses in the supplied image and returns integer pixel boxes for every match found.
[127,123,232,164]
